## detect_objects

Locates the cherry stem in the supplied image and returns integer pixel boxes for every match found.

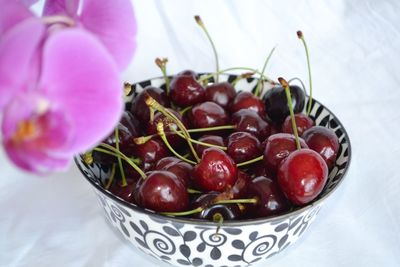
[279,77,301,150]
[236,155,264,167]
[254,46,277,97]
[97,143,147,179]
[41,15,75,26]
[155,58,170,95]
[179,106,192,115]
[216,198,258,204]
[145,94,201,162]
[161,207,203,217]
[115,127,127,187]
[297,31,313,115]
[157,122,197,165]
[124,82,133,96]
[170,127,227,150]
[213,213,224,235]
[187,188,202,194]
[231,72,255,87]
[195,15,219,82]
[199,67,275,84]
[105,164,116,190]
[288,77,307,99]
[83,151,93,165]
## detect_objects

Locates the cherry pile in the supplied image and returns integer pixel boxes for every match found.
[87,17,340,223]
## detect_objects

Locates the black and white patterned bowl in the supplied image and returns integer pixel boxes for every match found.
[75,74,351,267]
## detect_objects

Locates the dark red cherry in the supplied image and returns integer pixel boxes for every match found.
[205,82,236,109]
[227,132,261,163]
[177,69,197,78]
[195,135,225,156]
[170,74,205,106]
[192,193,242,220]
[192,148,237,192]
[263,133,308,176]
[230,91,266,118]
[136,171,189,212]
[246,176,290,218]
[189,101,229,128]
[282,113,314,136]
[302,126,339,169]
[130,86,170,124]
[230,170,251,199]
[120,111,142,137]
[147,109,185,146]
[155,157,192,187]
[277,148,328,205]
[109,178,138,203]
[231,109,271,141]
[133,139,169,171]
[263,85,305,124]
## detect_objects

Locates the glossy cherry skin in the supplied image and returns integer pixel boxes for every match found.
[109,178,138,203]
[205,82,236,109]
[189,101,229,128]
[302,126,339,169]
[130,86,170,124]
[277,148,328,205]
[133,139,169,171]
[195,135,225,156]
[263,85,305,124]
[192,148,238,192]
[282,113,314,136]
[263,133,308,176]
[230,170,251,199]
[227,132,261,163]
[170,74,205,107]
[177,69,197,78]
[231,109,271,141]
[154,157,192,187]
[136,171,189,212]
[192,193,242,220]
[120,111,142,137]
[230,91,266,118]
[246,176,290,218]
[147,109,185,146]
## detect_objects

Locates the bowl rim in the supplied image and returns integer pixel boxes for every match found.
[74,74,352,226]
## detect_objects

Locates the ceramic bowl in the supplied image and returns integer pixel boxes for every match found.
[75,74,351,267]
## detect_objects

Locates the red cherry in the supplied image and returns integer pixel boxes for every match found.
[231,109,271,141]
[230,170,251,199]
[147,109,185,146]
[192,192,242,220]
[277,149,328,205]
[263,133,308,175]
[282,113,314,136]
[136,171,189,212]
[155,157,192,187]
[170,74,205,107]
[189,101,229,128]
[177,69,197,78]
[204,82,236,109]
[192,148,237,192]
[109,178,138,203]
[195,135,225,156]
[230,91,266,118]
[133,139,169,170]
[227,132,261,163]
[302,126,339,169]
[246,176,290,218]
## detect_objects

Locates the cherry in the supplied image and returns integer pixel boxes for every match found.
[230,170,251,199]
[230,91,266,118]
[136,171,189,212]
[133,139,169,171]
[263,133,308,176]
[120,111,142,137]
[177,69,198,78]
[231,109,271,141]
[246,176,290,218]
[109,178,138,203]
[277,149,328,205]
[282,113,314,136]
[302,126,339,169]
[204,82,236,109]
[192,148,237,192]
[262,85,305,124]
[169,74,205,107]
[155,157,192,187]
[147,109,185,146]
[191,193,242,220]
[131,86,170,124]
[189,101,229,129]
[195,135,225,156]
[227,132,261,163]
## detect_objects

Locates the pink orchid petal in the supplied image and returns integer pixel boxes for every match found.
[0,18,45,110]
[40,28,123,155]
[20,0,39,7]
[79,0,137,70]
[0,0,33,35]
[42,0,79,16]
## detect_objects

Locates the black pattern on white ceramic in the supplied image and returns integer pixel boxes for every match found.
[75,74,351,267]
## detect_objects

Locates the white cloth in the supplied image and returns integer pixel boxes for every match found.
[1,0,400,266]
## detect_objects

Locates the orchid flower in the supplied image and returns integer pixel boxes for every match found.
[0,1,137,173]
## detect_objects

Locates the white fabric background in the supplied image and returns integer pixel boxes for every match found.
[1,0,400,266]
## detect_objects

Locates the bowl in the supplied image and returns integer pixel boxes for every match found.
[75,73,351,267]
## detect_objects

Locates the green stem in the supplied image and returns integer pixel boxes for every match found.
[187,188,202,194]
[236,155,264,167]
[216,198,258,204]
[115,127,127,187]
[97,143,147,179]
[198,67,275,84]
[254,46,276,97]
[161,207,203,217]
[187,125,236,133]
[213,213,224,235]
[170,127,227,150]
[179,106,192,115]
[298,31,313,115]
[105,164,116,190]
